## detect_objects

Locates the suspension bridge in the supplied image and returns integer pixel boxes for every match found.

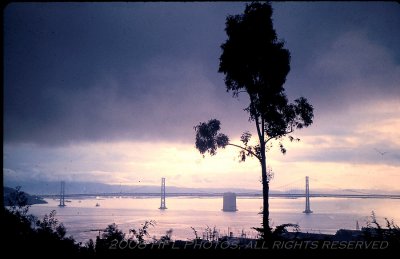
[49,176,400,199]
[49,176,400,211]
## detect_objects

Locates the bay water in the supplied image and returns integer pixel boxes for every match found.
[28,196,400,243]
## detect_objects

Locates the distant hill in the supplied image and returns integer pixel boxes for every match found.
[3,186,47,206]
[4,180,261,195]
[4,180,400,196]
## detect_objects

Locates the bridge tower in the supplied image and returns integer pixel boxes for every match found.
[159,177,167,210]
[303,176,312,214]
[59,181,66,207]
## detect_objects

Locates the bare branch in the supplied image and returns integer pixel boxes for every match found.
[255,117,263,143]
[228,143,261,161]
[265,129,294,144]
[236,90,248,95]
[261,115,265,144]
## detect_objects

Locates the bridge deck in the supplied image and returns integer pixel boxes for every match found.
[41,192,400,199]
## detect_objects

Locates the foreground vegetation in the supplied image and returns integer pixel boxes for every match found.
[3,187,400,256]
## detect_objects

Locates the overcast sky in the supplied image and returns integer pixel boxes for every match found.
[3,2,400,191]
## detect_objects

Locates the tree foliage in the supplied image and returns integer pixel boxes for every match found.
[219,2,313,147]
[102,223,126,242]
[3,190,81,256]
[36,210,67,240]
[194,119,229,156]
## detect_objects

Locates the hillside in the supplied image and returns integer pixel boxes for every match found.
[3,186,47,206]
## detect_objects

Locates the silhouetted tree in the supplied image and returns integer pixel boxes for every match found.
[84,239,96,256]
[4,189,81,256]
[36,210,64,236]
[95,223,126,254]
[194,2,313,239]
[129,220,156,244]
[156,228,173,244]
[102,223,126,241]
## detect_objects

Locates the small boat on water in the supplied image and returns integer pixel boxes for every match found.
[95,203,100,207]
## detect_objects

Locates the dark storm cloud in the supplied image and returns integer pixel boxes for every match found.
[4,2,247,145]
[4,2,400,146]
[272,2,400,109]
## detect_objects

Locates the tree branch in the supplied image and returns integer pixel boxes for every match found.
[249,94,263,142]
[265,129,294,144]
[255,116,262,141]
[261,115,265,144]
[227,143,261,161]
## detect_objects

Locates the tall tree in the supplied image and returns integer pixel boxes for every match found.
[194,2,314,239]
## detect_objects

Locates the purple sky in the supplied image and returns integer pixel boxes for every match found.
[3,2,400,191]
